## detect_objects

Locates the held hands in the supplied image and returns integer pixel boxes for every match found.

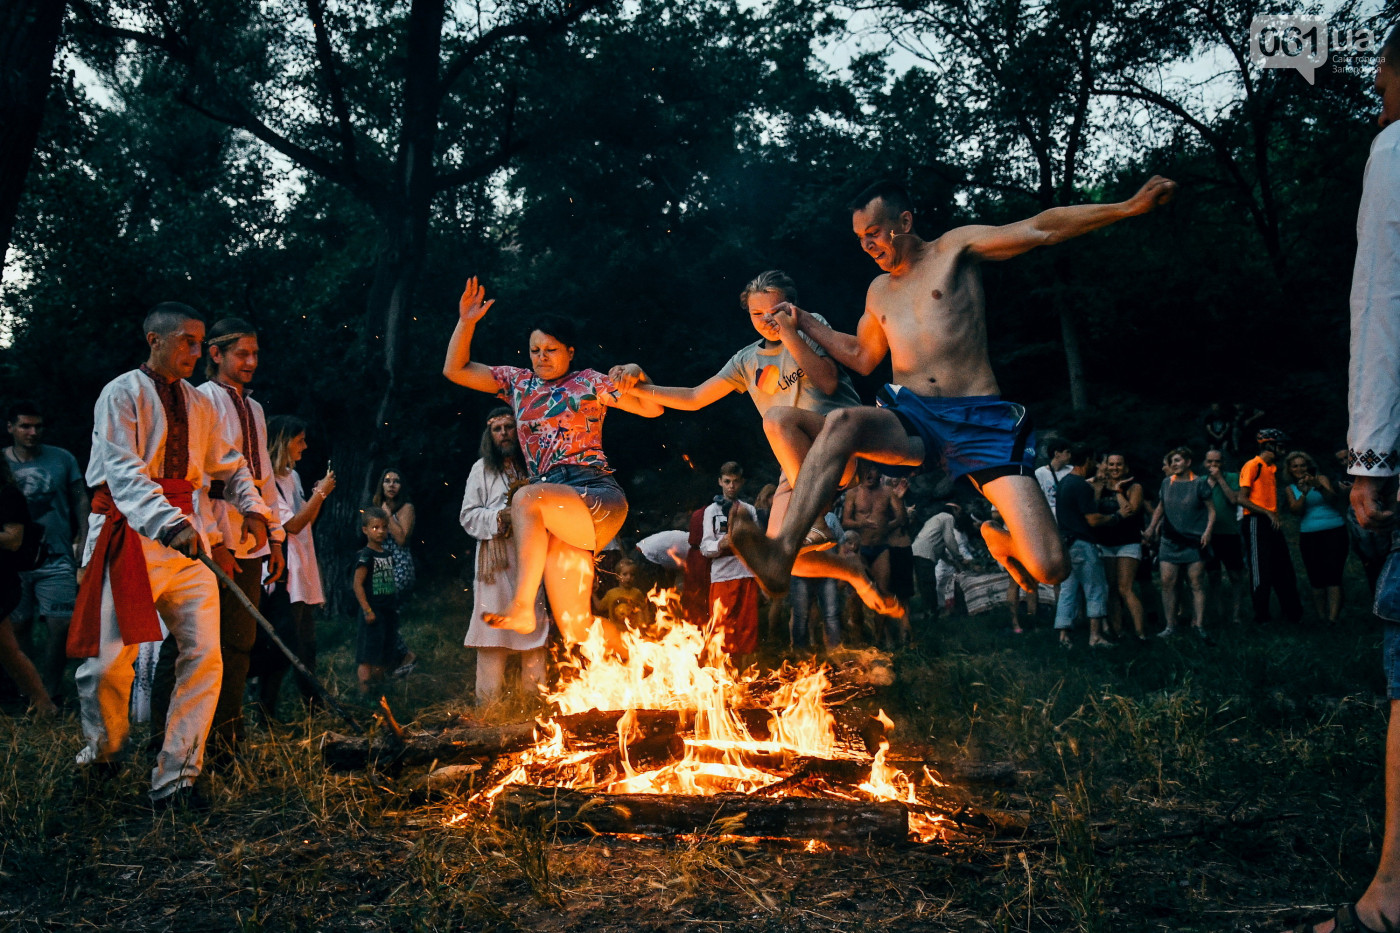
[607,363,646,392]
[459,276,495,325]
[1126,176,1177,215]
[770,301,807,335]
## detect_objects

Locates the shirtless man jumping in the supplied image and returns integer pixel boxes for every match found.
[730,176,1177,595]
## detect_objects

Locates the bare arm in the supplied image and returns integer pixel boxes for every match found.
[953,176,1176,262]
[1202,497,1216,545]
[1284,483,1306,515]
[443,277,502,393]
[1144,501,1165,538]
[609,365,734,412]
[388,503,415,546]
[795,306,889,377]
[283,471,334,536]
[68,478,89,554]
[353,565,374,621]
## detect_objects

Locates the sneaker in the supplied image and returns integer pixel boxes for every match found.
[392,659,419,679]
[1194,627,1214,645]
[1157,627,1178,639]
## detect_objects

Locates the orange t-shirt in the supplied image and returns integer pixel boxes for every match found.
[1238,456,1277,513]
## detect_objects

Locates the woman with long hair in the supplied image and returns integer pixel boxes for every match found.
[1283,450,1348,623]
[0,458,57,717]
[256,416,334,717]
[1093,451,1148,640]
[443,277,662,647]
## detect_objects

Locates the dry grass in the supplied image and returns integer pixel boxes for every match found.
[0,581,1391,930]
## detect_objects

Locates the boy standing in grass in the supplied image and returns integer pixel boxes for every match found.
[353,507,399,694]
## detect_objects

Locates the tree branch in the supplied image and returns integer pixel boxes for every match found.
[437,0,610,104]
[305,0,358,168]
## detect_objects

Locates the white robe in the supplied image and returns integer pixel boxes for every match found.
[197,381,284,560]
[82,370,271,565]
[459,458,549,650]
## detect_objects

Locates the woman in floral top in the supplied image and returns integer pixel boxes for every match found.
[444,277,662,645]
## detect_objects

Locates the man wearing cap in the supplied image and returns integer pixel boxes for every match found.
[1238,428,1303,625]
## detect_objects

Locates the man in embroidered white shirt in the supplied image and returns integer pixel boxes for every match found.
[1305,26,1400,933]
[70,303,273,807]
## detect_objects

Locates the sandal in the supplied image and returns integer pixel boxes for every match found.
[799,520,837,553]
[1293,904,1391,933]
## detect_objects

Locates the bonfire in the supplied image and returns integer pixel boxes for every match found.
[325,591,1016,847]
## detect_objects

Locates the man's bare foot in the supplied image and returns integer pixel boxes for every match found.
[849,564,903,617]
[729,505,795,597]
[483,605,539,635]
[984,529,1037,592]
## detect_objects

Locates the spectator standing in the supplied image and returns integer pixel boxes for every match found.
[1094,452,1149,640]
[1238,429,1304,624]
[1053,446,1113,648]
[258,416,334,718]
[912,506,963,623]
[4,401,87,702]
[459,408,548,703]
[1202,403,1232,454]
[0,456,58,718]
[789,510,844,652]
[1284,450,1349,624]
[1202,450,1247,625]
[595,558,649,629]
[701,462,761,658]
[1144,447,1216,639]
[1035,440,1073,514]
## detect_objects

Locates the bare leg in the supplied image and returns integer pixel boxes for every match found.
[0,617,57,717]
[1115,557,1147,638]
[1159,562,1181,634]
[1187,562,1208,629]
[978,475,1069,588]
[731,408,923,596]
[1305,700,1400,932]
[761,406,826,484]
[1104,557,1123,636]
[485,483,595,636]
[1327,585,1343,624]
[1008,579,1024,633]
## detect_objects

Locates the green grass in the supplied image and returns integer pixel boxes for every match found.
[0,579,1390,931]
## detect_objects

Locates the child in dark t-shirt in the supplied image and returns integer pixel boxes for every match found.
[353,507,400,694]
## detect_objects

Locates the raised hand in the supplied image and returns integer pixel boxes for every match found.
[315,470,336,499]
[459,276,495,325]
[1127,176,1177,215]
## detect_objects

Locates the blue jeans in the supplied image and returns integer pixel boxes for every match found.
[1055,538,1109,630]
[1374,539,1400,697]
[790,577,841,649]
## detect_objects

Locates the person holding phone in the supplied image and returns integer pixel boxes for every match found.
[1284,450,1348,624]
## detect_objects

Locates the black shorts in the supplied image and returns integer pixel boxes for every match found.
[1299,526,1349,588]
[1209,533,1243,573]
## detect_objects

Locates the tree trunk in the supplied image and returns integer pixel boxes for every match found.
[0,0,65,266]
[1058,304,1089,412]
[497,785,910,846]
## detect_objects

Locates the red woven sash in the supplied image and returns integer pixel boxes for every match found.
[66,480,194,658]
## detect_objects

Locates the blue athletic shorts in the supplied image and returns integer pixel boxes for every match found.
[876,386,1037,486]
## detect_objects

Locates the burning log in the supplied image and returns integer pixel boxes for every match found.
[497,784,909,846]
[321,722,538,770]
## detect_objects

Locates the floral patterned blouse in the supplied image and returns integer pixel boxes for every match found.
[491,366,620,477]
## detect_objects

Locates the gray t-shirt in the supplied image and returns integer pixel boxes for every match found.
[717,313,862,416]
[5,445,83,561]
[1159,474,1213,537]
